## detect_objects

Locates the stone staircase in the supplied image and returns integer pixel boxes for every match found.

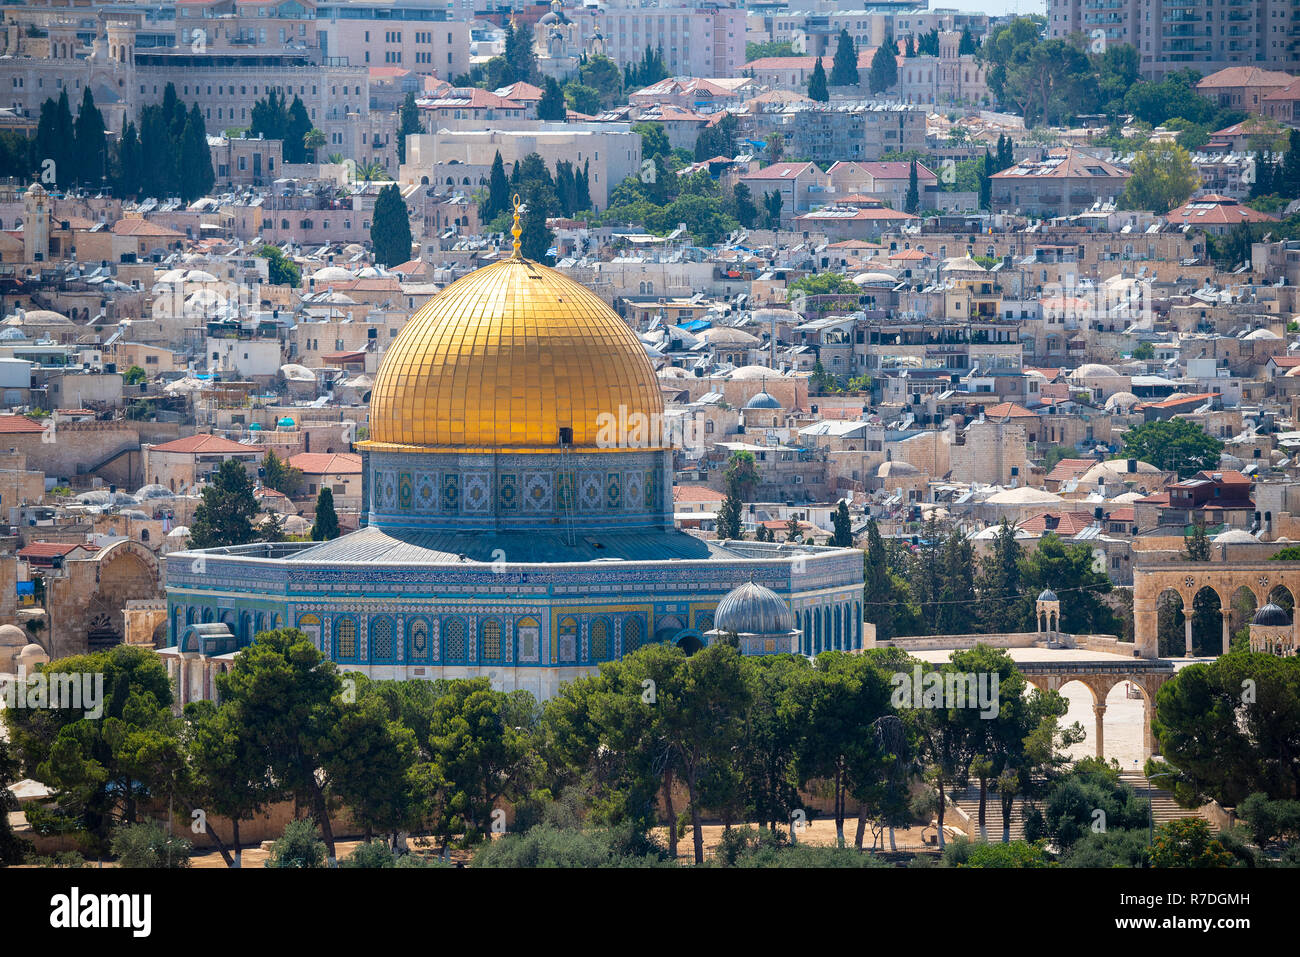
[1118,771,1215,828]
[947,785,1029,842]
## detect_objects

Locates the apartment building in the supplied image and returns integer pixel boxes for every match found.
[1046,0,1300,79]
[402,123,642,212]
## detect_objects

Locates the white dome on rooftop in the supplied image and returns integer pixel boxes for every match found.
[1213,529,1259,544]
[1070,363,1120,378]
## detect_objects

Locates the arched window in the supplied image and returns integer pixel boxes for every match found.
[370,617,394,661]
[813,609,821,653]
[623,616,642,654]
[335,616,357,658]
[481,618,503,660]
[516,617,540,661]
[443,618,467,661]
[558,616,578,661]
[834,605,843,650]
[854,602,862,648]
[591,618,611,660]
[408,618,430,661]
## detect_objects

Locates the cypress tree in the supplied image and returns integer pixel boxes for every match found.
[863,519,894,641]
[905,159,919,214]
[74,88,108,187]
[397,91,422,165]
[370,183,412,267]
[807,57,829,102]
[484,150,509,222]
[116,121,142,198]
[537,76,567,121]
[575,159,591,213]
[869,40,898,94]
[831,501,853,547]
[311,487,341,541]
[284,96,312,164]
[178,102,215,202]
[830,29,859,87]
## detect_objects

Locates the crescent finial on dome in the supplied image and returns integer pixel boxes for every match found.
[511,193,523,259]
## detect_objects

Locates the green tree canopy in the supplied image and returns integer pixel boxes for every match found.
[1121,141,1200,214]
[1120,418,1223,478]
[188,458,262,549]
[371,183,413,267]
[831,29,860,86]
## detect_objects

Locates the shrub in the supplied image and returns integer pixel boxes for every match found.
[110,822,192,868]
[265,818,327,868]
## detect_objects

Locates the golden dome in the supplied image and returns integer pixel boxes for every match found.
[362,256,663,452]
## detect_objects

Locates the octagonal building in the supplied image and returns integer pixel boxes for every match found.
[163,241,863,701]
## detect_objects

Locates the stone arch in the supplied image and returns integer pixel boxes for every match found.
[1228,585,1256,642]
[1187,585,1223,657]
[1155,586,1187,657]
[675,631,704,656]
[1268,583,1294,618]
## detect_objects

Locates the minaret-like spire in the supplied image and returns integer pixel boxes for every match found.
[511,192,523,259]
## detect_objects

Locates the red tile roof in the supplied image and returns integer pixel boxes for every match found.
[1165,197,1278,227]
[0,415,46,434]
[1017,511,1097,536]
[1045,457,1098,483]
[984,401,1038,419]
[150,434,256,455]
[674,485,726,503]
[287,452,362,475]
[19,542,85,559]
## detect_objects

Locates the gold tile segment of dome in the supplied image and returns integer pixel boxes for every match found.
[361,256,665,451]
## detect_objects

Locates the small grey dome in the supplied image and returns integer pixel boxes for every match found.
[1037,588,1058,603]
[1253,602,1291,627]
[714,581,794,636]
[745,389,783,410]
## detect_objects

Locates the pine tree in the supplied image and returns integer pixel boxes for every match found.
[74,88,107,187]
[830,29,860,87]
[1184,522,1211,561]
[505,20,537,84]
[732,182,757,228]
[188,459,261,549]
[311,487,341,541]
[831,500,853,547]
[537,76,566,121]
[785,516,801,542]
[807,57,829,102]
[519,205,554,263]
[716,491,744,540]
[371,183,412,266]
[958,26,977,56]
[905,159,919,214]
[975,521,1024,634]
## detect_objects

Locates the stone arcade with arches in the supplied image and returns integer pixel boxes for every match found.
[1133,560,1300,659]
